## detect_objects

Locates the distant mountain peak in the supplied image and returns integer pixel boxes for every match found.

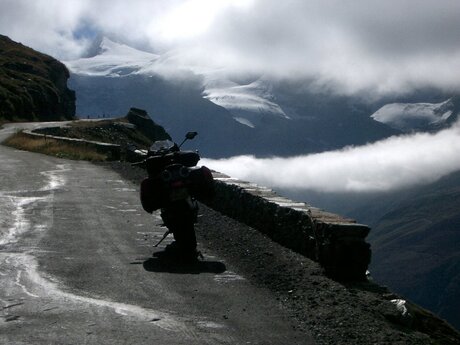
[66,38,289,125]
[65,36,158,77]
[83,34,104,58]
[203,76,289,125]
[371,98,458,132]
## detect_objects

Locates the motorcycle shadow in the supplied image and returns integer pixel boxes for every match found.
[143,251,227,275]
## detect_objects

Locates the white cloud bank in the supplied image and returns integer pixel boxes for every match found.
[1,0,460,95]
[202,121,460,193]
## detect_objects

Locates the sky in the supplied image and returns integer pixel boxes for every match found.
[1,0,460,96]
[1,0,460,194]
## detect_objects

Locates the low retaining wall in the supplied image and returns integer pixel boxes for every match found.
[23,129,121,160]
[204,171,372,280]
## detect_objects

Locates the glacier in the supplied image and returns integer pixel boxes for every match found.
[371,98,454,132]
[65,37,287,127]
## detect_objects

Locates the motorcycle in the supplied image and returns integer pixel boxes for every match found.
[135,131,214,261]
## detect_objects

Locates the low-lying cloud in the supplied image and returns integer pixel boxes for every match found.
[1,0,460,96]
[202,121,460,193]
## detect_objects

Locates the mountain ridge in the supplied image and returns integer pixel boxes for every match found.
[0,35,75,122]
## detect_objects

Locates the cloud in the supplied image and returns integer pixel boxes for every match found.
[202,120,460,193]
[0,0,91,60]
[191,0,460,95]
[1,0,460,95]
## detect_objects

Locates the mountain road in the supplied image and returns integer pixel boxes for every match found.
[0,124,314,344]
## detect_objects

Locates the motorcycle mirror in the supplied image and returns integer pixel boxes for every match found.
[186,131,198,140]
[178,131,198,148]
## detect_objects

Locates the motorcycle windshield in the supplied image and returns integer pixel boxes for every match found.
[150,140,175,153]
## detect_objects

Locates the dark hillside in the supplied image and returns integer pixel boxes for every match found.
[279,171,460,331]
[0,35,75,121]
[367,171,460,330]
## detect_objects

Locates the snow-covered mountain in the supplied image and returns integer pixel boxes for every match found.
[202,75,289,128]
[66,37,160,77]
[66,37,287,129]
[67,37,453,157]
[371,98,459,132]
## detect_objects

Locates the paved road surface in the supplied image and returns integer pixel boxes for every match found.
[0,124,314,344]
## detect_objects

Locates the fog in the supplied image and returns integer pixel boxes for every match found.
[202,120,460,193]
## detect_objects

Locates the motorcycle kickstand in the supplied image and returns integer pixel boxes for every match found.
[154,230,171,247]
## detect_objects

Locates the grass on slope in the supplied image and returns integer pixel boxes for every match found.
[3,131,107,161]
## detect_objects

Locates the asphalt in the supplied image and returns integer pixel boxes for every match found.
[0,124,314,344]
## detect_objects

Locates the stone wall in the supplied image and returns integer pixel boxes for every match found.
[204,171,371,280]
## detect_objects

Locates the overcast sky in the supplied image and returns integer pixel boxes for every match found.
[1,0,460,95]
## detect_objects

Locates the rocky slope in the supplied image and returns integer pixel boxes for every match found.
[0,35,75,122]
[365,172,460,331]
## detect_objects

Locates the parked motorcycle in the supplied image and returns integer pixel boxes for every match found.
[135,132,214,260]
